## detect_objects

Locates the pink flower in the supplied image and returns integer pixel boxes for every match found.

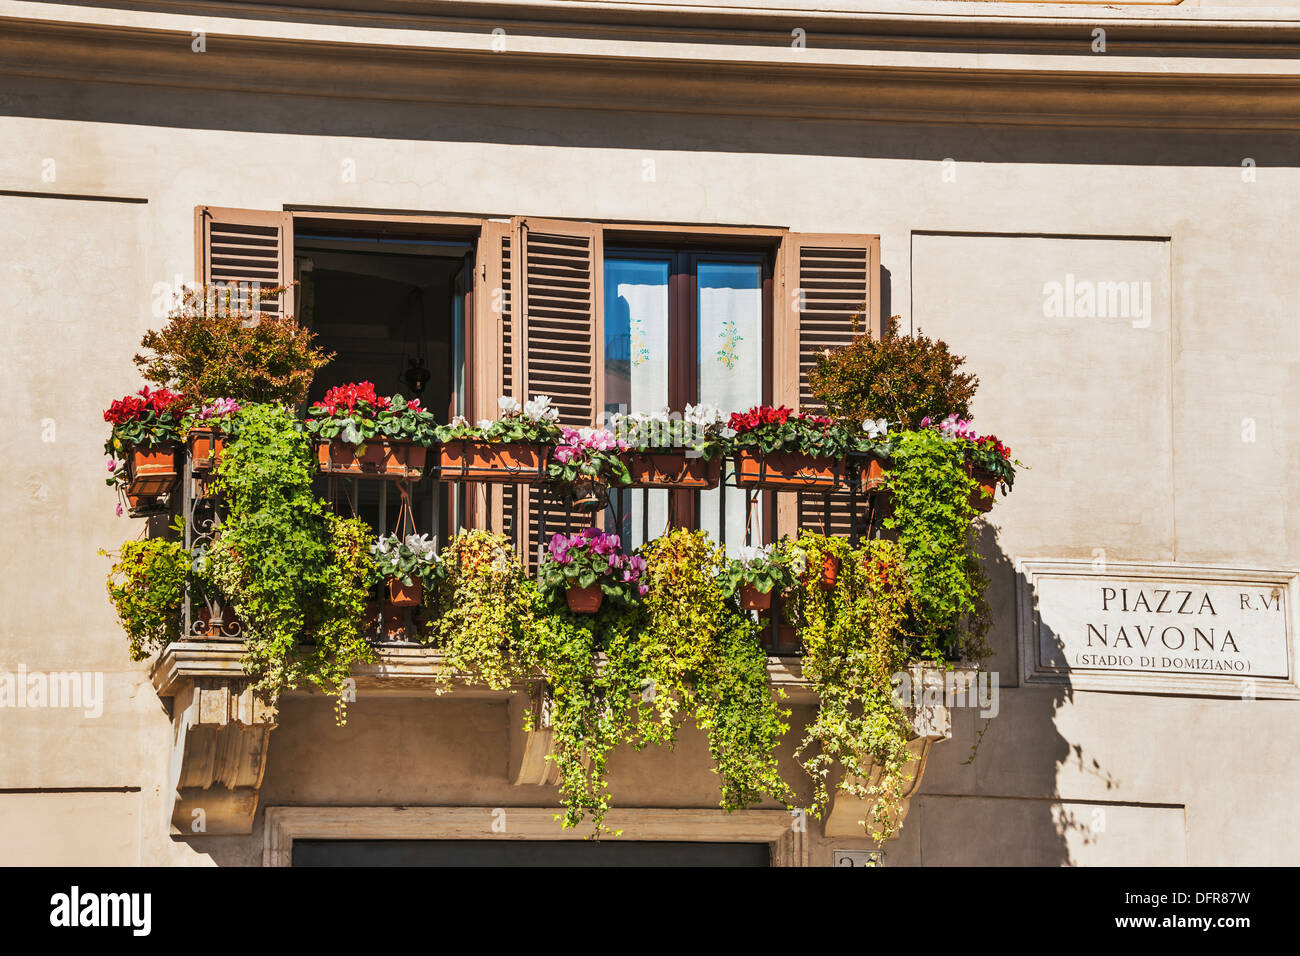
[115,502,124,517]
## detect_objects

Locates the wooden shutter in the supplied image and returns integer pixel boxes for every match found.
[194,206,294,315]
[775,233,881,539]
[512,217,604,564]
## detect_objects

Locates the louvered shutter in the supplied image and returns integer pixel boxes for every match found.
[775,233,881,540]
[468,220,522,542]
[194,206,294,315]
[512,218,604,565]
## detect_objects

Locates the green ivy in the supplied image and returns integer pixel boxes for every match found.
[206,403,374,717]
[102,534,190,661]
[884,428,982,656]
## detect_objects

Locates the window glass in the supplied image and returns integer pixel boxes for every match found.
[697,261,762,552]
[604,257,670,547]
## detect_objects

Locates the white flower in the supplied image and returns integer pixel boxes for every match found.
[719,426,737,440]
[524,395,559,421]
[861,417,889,439]
[684,402,726,427]
[448,414,469,428]
[477,419,493,430]
[734,544,773,567]
[498,395,521,415]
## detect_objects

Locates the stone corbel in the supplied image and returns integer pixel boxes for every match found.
[153,643,278,835]
[507,686,560,786]
[822,665,976,838]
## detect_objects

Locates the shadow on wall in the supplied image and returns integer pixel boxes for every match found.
[884,519,1103,866]
[7,75,1300,169]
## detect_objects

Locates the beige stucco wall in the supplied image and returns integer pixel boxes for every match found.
[1,0,1298,864]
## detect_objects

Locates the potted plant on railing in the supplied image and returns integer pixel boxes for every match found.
[611,403,730,488]
[435,395,562,483]
[306,381,436,479]
[103,386,189,514]
[182,397,241,474]
[539,528,647,614]
[371,532,440,607]
[728,405,855,489]
[920,414,1021,513]
[720,541,796,611]
[546,426,632,511]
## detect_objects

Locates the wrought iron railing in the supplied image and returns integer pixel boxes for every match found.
[161,442,890,655]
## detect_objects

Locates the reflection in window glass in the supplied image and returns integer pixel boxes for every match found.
[604,258,670,547]
[697,262,762,553]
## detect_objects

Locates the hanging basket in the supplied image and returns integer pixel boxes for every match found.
[316,438,427,480]
[437,440,547,484]
[125,442,180,499]
[565,582,604,614]
[621,451,721,489]
[732,449,842,490]
[738,584,771,611]
[387,577,423,607]
[818,554,841,591]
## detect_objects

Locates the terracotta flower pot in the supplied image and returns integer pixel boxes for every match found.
[437,440,547,484]
[621,451,721,489]
[967,465,998,514]
[859,458,887,491]
[565,582,604,614]
[125,443,180,498]
[317,439,426,480]
[738,584,771,611]
[733,449,841,489]
[387,577,423,607]
[187,427,226,472]
[818,554,840,591]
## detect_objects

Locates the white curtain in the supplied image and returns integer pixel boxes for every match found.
[697,263,762,554]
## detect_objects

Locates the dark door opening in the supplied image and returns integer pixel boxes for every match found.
[291,839,771,867]
[294,231,470,542]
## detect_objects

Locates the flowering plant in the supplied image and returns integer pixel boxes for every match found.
[538,528,647,604]
[181,397,243,436]
[434,394,563,444]
[727,405,853,458]
[718,541,797,599]
[103,386,189,450]
[103,387,190,497]
[920,414,1021,489]
[610,403,734,458]
[371,533,440,588]
[547,426,632,488]
[305,381,437,448]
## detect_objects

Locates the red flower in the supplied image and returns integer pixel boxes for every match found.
[313,381,392,416]
[103,387,185,424]
[729,405,793,434]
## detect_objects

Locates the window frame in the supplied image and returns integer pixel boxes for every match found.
[603,242,775,536]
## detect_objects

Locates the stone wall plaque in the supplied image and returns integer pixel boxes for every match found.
[1017,560,1299,698]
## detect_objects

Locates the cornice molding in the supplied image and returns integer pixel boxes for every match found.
[4,6,1300,130]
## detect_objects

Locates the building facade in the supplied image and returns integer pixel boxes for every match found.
[1,0,1298,866]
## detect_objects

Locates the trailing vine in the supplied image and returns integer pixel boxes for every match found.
[623,530,790,810]
[424,530,536,692]
[788,532,916,842]
[206,403,375,715]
